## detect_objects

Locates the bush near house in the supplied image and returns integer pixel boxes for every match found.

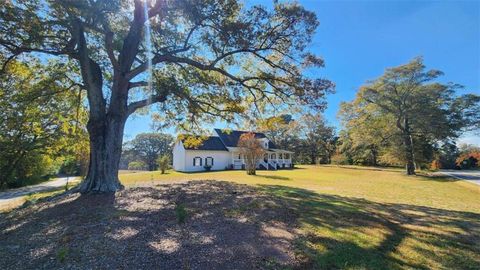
[157,155,170,174]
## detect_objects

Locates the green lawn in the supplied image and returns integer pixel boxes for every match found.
[120,165,480,269]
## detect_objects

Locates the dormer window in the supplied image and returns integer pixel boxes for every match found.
[264,142,268,148]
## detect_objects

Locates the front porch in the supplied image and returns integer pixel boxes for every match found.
[231,150,293,170]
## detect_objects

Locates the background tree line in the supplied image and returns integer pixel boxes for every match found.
[334,58,479,173]
[120,133,174,171]
[257,58,479,174]
[254,113,337,165]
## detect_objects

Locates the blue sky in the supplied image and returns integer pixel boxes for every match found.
[125,0,480,145]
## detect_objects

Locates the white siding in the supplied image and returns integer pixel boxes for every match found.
[183,150,231,172]
[172,141,186,171]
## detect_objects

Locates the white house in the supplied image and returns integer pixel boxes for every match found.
[173,129,293,172]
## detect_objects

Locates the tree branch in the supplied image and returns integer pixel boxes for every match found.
[71,19,106,118]
[104,29,120,71]
[127,94,168,115]
[128,81,148,89]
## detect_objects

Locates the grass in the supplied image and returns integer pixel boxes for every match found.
[0,181,80,212]
[119,165,480,213]
[56,247,69,263]
[118,165,480,269]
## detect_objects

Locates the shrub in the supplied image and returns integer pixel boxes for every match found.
[175,203,187,224]
[56,247,69,263]
[156,155,170,174]
[128,161,146,171]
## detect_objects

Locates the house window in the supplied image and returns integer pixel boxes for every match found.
[193,157,202,166]
[284,153,290,159]
[237,153,242,159]
[279,153,283,159]
[205,157,214,167]
[271,153,276,159]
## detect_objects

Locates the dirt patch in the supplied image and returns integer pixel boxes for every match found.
[0,181,300,269]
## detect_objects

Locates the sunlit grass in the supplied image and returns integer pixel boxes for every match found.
[0,180,80,213]
[119,165,480,213]
[118,165,480,269]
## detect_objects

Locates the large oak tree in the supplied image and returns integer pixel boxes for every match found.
[0,0,334,192]
[342,57,479,175]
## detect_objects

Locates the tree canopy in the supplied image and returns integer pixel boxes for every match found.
[339,57,480,174]
[0,0,334,192]
[123,132,173,171]
[0,0,333,121]
[0,58,86,188]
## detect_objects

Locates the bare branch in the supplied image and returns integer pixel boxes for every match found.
[127,93,168,115]
[128,81,148,89]
[104,29,119,71]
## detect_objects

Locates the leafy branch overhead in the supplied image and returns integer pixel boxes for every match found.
[0,0,334,125]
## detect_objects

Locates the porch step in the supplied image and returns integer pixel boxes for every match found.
[259,163,268,170]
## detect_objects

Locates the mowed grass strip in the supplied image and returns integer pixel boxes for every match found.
[120,165,480,213]
[119,165,480,269]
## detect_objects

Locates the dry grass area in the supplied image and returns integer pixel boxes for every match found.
[1,165,479,269]
[0,181,300,269]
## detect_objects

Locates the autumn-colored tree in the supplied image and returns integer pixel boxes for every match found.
[256,114,294,147]
[456,151,480,169]
[238,132,265,175]
[430,159,442,170]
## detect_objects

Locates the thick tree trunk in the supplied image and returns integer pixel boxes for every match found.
[370,145,378,167]
[310,152,316,165]
[147,161,156,171]
[397,116,416,175]
[79,115,126,193]
[403,132,416,175]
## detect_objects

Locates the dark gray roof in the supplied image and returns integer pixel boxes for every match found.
[181,136,228,151]
[214,129,278,149]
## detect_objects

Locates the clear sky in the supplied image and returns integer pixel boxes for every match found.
[125,0,480,145]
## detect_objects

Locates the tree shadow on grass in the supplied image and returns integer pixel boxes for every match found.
[258,185,480,270]
[324,165,403,173]
[253,174,291,181]
[0,181,299,269]
[415,174,462,183]
[1,181,479,270]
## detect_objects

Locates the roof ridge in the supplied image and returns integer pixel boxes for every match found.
[214,128,266,135]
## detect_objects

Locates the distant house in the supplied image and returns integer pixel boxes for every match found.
[173,129,293,172]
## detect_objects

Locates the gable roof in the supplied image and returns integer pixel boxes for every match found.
[180,136,228,151]
[214,128,278,149]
